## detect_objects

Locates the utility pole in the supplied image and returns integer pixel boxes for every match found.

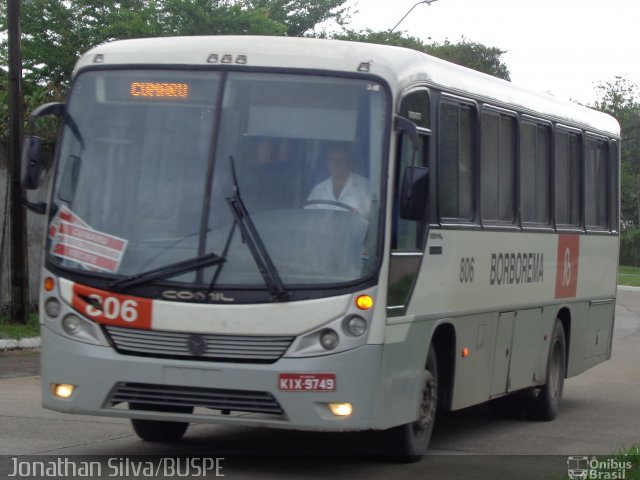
[7,0,30,324]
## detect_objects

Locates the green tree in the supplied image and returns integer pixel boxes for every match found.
[154,0,286,38]
[0,0,349,92]
[333,30,511,81]
[333,29,428,51]
[426,38,510,81]
[247,0,352,37]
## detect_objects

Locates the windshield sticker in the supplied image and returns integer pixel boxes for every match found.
[48,205,88,240]
[49,207,128,273]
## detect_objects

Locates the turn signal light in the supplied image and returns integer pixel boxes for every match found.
[44,277,56,292]
[355,295,374,310]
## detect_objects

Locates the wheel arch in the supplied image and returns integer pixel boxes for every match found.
[555,306,571,377]
[430,322,456,411]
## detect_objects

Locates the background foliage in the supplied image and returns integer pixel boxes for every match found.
[4,0,637,265]
[0,0,511,140]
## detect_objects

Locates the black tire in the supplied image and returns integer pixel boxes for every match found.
[129,403,192,442]
[530,320,566,421]
[384,347,438,462]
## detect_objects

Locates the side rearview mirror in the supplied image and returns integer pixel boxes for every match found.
[21,135,45,190]
[400,166,429,221]
[21,102,65,214]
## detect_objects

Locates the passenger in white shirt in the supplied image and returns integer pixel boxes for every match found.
[306,145,371,217]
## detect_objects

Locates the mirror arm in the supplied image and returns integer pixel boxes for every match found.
[394,115,419,153]
[21,196,47,215]
[28,102,65,125]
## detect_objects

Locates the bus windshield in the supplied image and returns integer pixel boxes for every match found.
[47,70,388,289]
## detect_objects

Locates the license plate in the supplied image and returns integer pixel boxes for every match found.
[278,373,336,392]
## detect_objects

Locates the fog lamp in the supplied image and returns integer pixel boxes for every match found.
[52,383,75,399]
[328,403,353,417]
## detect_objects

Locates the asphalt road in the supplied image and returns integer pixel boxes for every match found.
[1,288,639,479]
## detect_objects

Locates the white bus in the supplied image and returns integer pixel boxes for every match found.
[23,36,620,460]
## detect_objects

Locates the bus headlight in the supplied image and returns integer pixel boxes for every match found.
[44,298,62,318]
[320,329,339,350]
[62,315,83,335]
[344,315,367,337]
[56,313,105,345]
[284,288,376,358]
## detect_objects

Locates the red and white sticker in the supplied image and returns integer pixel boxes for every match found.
[49,207,127,273]
[72,283,152,329]
[555,235,580,299]
[278,373,336,392]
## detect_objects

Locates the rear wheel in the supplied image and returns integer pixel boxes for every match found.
[384,347,438,462]
[530,320,566,421]
[129,403,192,442]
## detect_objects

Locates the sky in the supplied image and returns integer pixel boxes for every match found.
[341,0,639,105]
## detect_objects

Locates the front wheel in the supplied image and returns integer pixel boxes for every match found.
[383,347,438,462]
[530,319,566,421]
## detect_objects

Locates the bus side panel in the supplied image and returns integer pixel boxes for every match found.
[583,301,615,370]
[507,308,545,392]
[564,301,590,378]
[448,313,498,411]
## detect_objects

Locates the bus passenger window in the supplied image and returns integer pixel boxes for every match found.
[585,137,609,230]
[554,129,582,228]
[438,102,475,222]
[520,121,551,226]
[481,111,515,224]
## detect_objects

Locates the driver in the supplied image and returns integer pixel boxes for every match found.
[306,143,371,217]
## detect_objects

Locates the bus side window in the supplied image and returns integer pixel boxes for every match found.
[520,120,551,226]
[438,101,476,222]
[585,135,610,230]
[610,140,619,232]
[480,110,516,225]
[554,128,582,229]
[394,134,429,250]
[394,90,430,251]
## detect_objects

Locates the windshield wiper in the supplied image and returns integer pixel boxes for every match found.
[226,156,289,302]
[110,252,225,290]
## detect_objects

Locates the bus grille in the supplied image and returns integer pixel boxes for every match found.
[108,382,284,415]
[103,325,293,363]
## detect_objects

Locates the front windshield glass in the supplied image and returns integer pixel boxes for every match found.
[48,69,388,288]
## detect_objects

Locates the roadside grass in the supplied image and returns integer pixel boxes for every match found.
[0,313,40,340]
[618,265,640,287]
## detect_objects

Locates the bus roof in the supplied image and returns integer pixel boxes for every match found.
[75,36,620,137]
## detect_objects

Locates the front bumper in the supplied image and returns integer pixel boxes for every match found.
[41,326,384,431]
